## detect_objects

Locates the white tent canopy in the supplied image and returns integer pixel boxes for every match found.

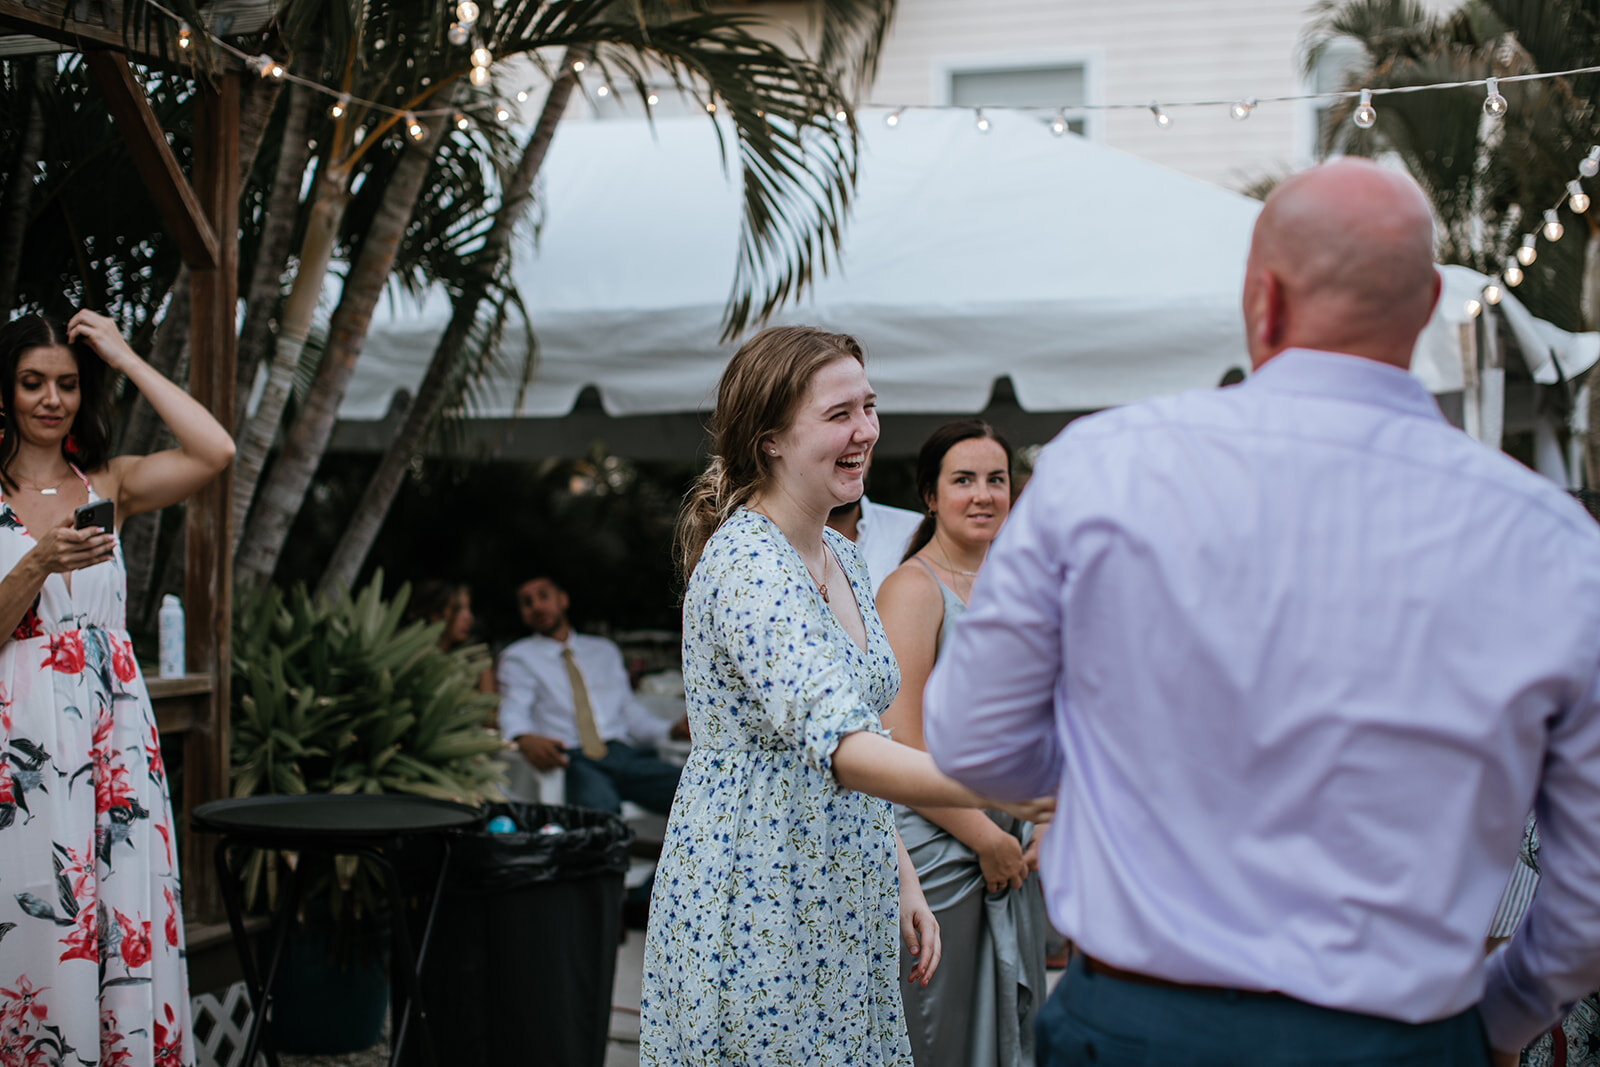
[344,108,1598,426]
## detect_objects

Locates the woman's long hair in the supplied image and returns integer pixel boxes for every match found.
[675,325,866,581]
[902,419,1013,562]
[0,315,112,494]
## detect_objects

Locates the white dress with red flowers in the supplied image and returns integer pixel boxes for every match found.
[0,471,191,1067]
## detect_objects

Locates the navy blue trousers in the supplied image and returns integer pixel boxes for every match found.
[563,740,681,815]
[1037,955,1493,1066]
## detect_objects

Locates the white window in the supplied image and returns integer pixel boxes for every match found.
[946,62,1090,136]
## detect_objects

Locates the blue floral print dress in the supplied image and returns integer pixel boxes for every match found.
[640,509,909,1066]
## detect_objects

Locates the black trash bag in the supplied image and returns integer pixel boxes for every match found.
[402,803,634,1067]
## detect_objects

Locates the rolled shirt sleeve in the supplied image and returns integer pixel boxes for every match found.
[924,440,1067,802]
[1482,658,1600,1050]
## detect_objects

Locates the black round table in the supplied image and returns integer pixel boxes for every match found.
[194,794,481,1067]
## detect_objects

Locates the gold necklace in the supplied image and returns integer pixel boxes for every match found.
[803,548,830,603]
[929,552,980,578]
[13,471,73,496]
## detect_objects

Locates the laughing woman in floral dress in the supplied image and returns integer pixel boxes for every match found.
[640,326,1051,1065]
[0,311,234,1067]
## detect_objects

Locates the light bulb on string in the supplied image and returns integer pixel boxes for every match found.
[405,113,425,141]
[455,0,479,24]
[1051,110,1068,135]
[1484,281,1503,305]
[1353,89,1377,129]
[455,112,470,131]
[447,22,469,46]
[469,65,490,86]
[975,109,990,132]
[1516,234,1538,266]
[646,91,659,107]
[470,47,492,68]
[1582,147,1600,179]
[885,107,902,128]
[496,106,510,122]
[1544,209,1564,242]
[1464,298,1483,319]
[1149,103,1171,128]
[597,84,610,97]
[329,93,350,119]
[1570,181,1591,214]
[516,89,529,102]
[1483,77,1507,117]
[572,60,585,73]
[177,21,191,49]
[834,107,847,122]
[706,99,717,113]
[1230,98,1256,121]
[1504,263,1523,287]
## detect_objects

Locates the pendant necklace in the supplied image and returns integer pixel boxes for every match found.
[16,472,72,496]
[804,550,830,603]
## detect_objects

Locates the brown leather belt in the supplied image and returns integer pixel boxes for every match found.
[1081,955,1287,1000]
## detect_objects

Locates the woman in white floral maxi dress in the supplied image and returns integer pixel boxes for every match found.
[641,326,1052,1066]
[0,311,235,1067]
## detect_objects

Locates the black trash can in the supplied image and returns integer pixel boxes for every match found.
[405,802,634,1067]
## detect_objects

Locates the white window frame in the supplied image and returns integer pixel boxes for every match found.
[1297,40,1365,165]
[932,50,1103,141]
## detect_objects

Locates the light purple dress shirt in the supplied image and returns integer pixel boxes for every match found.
[923,349,1600,1050]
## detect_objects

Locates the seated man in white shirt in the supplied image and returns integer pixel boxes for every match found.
[824,455,923,594]
[496,575,686,815]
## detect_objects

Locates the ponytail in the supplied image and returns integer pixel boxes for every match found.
[676,456,759,582]
[901,512,936,563]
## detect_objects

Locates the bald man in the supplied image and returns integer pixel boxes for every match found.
[922,158,1600,1066]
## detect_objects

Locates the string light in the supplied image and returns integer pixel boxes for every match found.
[1149,103,1171,128]
[597,84,610,97]
[1582,147,1600,179]
[1516,234,1538,266]
[834,107,848,122]
[975,109,990,132]
[329,93,350,118]
[447,23,469,46]
[1464,298,1483,318]
[1570,180,1591,214]
[495,105,510,122]
[470,46,492,68]
[1483,77,1507,117]
[1543,208,1564,242]
[1483,280,1503,305]
[1504,263,1524,287]
[469,65,490,86]
[405,112,425,141]
[455,0,479,24]
[1051,110,1067,135]
[1229,98,1256,121]
[572,60,585,72]
[516,89,529,102]
[176,20,191,49]
[884,107,902,128]
[646,91,659,107]
[454,112,470,131]
[1353,89,1376,129]
[706,100,717,113]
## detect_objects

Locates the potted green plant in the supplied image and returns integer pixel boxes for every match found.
[228,572,505,1053]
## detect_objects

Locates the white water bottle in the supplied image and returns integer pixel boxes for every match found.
[158,595,185,678]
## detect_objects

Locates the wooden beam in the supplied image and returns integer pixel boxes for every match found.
[0,0,164,55]
[182,72,239,924]
[84,49,218,270]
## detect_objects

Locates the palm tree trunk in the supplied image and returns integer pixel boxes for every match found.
[235,61,320,428]
[230,169,349,546]
[0,57,50,317]
[315,56,586,598]
[235,114,453,591]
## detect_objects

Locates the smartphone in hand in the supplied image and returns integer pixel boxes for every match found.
[73,498,114,533]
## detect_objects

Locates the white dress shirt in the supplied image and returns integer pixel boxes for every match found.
[855,495,924,594]
[496,632,667,749]
[923,349,1600,1049]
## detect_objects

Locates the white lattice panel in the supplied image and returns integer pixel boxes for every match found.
[192,981,265,1067]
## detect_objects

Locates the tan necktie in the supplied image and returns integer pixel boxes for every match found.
[562,646,608,760]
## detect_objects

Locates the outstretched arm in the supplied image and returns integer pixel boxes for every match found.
[67,311,234,519]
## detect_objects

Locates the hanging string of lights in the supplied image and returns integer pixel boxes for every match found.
[147,0,1600,144]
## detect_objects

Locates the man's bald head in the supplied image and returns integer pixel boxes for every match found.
[1242,159,1441,370]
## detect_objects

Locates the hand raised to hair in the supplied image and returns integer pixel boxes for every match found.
[65,310,138,373]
